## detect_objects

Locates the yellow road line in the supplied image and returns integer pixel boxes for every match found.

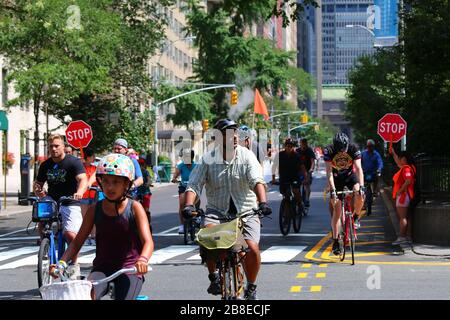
[316,273,326,278]
[301,263,313,268]
[359,225,384,229]
[296,272,308,279]
[357,240,391,246]
[318,264,328,268]
[290,286,302,293]
[310,286,322,292]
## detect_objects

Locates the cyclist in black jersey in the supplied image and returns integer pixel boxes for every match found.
[324,133,365,256]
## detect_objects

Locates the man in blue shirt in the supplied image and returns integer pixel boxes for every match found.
[361,139,383,198]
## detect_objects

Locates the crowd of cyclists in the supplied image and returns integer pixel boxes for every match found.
[34,118,408,300]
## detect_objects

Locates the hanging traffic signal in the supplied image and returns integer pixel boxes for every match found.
[300,114,309,124]
[202,119,209,132]
[230,90,238,105]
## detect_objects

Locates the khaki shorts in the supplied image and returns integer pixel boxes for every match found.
[203,208,261,244]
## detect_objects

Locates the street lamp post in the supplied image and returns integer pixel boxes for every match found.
[345,24,375,36]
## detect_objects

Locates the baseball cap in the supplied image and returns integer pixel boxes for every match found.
[114,138,128,149]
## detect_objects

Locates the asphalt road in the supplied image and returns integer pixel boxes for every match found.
[1,167,450,300]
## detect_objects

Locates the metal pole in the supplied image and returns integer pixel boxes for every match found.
[315,0,323,119]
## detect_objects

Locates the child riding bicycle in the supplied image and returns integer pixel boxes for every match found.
[50,154,154,300]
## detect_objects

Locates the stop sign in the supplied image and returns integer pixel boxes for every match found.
[377,113,407,143]
[65,120,93,149]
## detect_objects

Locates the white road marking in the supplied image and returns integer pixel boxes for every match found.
[0,236,39,242]
[149,245,198,264]
[157,227,179,235]
[0,247,38,262]
[0,228,30,238]
[260,246,307,263]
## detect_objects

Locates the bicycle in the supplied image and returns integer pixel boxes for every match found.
[274,181,302,235]
[363,172,375,216]
[196,208,264,300]
[30,196,74,288]
[336,189,357,265]
[40,266,151,300]
[183,202,204,245]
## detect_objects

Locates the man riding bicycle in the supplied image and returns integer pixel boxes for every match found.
[296,138,316,208]
[324,133,365,256]
[271,138,307,212]
[361,139,383,200]
[183,118,271,300]
[34,134,88,271]
[172,149,197,234]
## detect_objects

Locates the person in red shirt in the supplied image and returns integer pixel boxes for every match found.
[81,148,97,244]
[390,148,416,245]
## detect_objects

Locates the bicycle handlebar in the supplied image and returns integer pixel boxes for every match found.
[91,267,138,286]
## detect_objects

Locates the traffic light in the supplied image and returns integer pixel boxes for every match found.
[230,90,238,105]
[300,114,309,124]
[202,119,209,132]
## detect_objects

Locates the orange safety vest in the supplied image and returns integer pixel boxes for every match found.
[392,164,416,200]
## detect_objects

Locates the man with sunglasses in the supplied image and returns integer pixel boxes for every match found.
[324,132,364,256]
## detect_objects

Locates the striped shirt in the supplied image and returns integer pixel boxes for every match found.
[186,145,266,214]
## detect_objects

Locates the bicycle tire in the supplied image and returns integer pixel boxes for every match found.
[232,255,245,300]
[38,237,51,288]
[348,214,356,265]
[366,185,373,216]
[279,199,291,235]
[183,220,190,245]
[189,219,197,243]
[292,201,302,233]
[339,214,346,262]
[220,258,232,300]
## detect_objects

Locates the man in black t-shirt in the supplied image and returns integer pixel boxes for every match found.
[272,138,306,208]
[34,134,87,264]
[324,132,364,256]
[296,138,316,208]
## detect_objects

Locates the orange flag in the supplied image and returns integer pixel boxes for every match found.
[254,88,269,120]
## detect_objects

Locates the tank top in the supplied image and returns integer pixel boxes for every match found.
[92,199,142,273]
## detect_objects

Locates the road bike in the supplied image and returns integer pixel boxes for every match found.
[196,208,264,300]
[336,189,357,265]
[30,196,74,288]
[276,182,303,235]
[40,266,151,300]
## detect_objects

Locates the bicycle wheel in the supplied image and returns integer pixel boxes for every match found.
[37,237,52,288]
[183,219,191,245]
[348,214,356,265]
[292,201,303,233]
[189,219,197,243]
[279,199,291,235]
[365,185,373,216]
[232,255,245,300]
[219,259,232,300]
[338,214,346,262]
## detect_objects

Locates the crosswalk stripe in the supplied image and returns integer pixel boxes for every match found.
[149,245,198,264]
[0,244,309,269]
[0,247,38,262]
[260,246,306,263]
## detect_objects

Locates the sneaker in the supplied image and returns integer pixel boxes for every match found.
[392,236,408,245]
[244,283,258,300]
[332,240,341,256]
[354,218,361,230]
[178,225,184,234]
[207,272,221,296]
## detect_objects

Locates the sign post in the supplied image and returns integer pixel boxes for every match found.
[377,113,407,152]
[65,120,93,157]
[0,111,8,210]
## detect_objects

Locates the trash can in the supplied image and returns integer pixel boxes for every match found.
[158,162,172,182]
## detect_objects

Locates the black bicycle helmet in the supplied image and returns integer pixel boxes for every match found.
[284,138,295,147]
[333,132,349,152]
[213,118,238,131]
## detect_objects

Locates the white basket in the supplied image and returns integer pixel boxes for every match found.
[40,280,93,300]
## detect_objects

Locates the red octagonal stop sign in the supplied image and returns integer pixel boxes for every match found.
[377,113,407,143]
[65,120,93,149]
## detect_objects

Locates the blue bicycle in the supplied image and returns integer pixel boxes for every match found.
[31,196,74,288]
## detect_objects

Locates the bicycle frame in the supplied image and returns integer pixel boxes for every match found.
[337,190,356,265]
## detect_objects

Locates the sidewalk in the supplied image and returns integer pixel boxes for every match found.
[380,186,450,257]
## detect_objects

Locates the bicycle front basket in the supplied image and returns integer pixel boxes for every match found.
[196,218,239,250]
[40,280,92,300]
[32,200,58,222]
